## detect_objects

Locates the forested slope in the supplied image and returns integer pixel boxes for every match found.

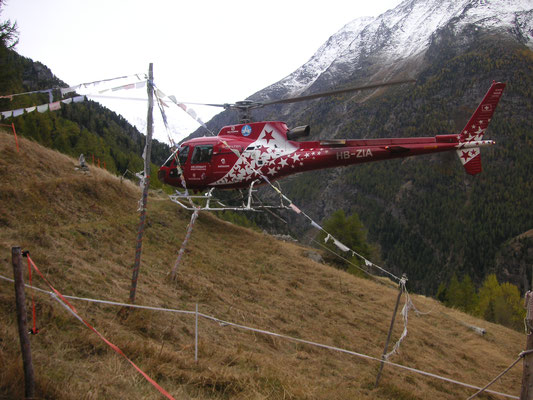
[0,44,171,186]
[213,30,533,296]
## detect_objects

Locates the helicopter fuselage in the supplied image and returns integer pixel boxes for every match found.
[158,82,505,191]
[157,119,493,191]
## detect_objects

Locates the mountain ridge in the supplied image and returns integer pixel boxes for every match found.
[253,0,533,102]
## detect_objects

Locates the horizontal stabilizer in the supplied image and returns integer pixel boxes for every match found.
[457,147,482,175]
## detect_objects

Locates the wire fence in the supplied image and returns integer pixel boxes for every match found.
[0,273,521,399]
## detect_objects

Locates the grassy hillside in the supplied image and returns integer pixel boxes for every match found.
[0,129,525,399]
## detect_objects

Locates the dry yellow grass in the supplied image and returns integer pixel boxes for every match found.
[0,129,525,399]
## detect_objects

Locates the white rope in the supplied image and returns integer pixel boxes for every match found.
[311,238,397,288]
[0,275,194,315]
[85,94,147,101]
[49,292,85,324]
[466,355,523,399]
[0,274,519,399]
[198,312,518,399]
[315,224,401,282]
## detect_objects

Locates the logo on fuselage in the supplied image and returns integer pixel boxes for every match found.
[241,125,252,137]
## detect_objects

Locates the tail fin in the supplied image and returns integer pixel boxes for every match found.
[456,81,505,175]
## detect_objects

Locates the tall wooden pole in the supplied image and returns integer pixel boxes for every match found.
[129,63,154,304]
[521,335,533,399]
[12,247,35,399]
[521,289,533,399]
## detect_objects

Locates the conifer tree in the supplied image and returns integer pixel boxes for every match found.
[317,209,375,272]
[0,0,18,49]
[477,274,503,322]
[458,275,478,314]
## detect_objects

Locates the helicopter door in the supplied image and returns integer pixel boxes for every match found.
[189,145,213,186]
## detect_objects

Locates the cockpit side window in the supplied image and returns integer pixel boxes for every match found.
[191,145,213,164]
[178,145,190,165]
[164,154,175,167]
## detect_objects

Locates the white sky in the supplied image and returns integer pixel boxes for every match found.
[4,0,402,143]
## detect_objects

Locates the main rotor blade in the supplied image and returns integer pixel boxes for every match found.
[177,101,227,108]
[260,78,416,106]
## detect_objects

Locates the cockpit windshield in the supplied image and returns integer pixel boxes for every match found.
[178,145,190,165]
[163,151,177,167]
[163,145,190,167]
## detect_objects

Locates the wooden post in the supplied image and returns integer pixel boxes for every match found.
[195,303,199,363]
[12,247,35,399]
[12,122,19,153]
[521,291,533,399]
[374,274,405,388]
[128,63,154,304]
[521,334,533,399]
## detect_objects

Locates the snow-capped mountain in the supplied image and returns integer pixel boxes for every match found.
[256,0,533,101]
[194,0,533,293]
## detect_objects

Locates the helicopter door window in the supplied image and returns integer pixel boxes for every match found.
[164,157,174,167]
[178,145,190,165]
[191,145,213,164]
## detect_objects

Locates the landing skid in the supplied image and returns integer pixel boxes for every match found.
[168,180,290,212]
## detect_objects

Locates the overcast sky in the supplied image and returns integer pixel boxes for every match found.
[4,0,402,143]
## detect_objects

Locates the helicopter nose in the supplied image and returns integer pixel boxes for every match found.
[157,167,166,183]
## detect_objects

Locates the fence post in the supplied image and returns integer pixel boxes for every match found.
[12,247,35,399]
[521,291,533,399]
[375,273,405,388]
[11,122,19,152]
[195,303,199,363]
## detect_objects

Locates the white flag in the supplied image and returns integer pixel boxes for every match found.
[333,239,350,252]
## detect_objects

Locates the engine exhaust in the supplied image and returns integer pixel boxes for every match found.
[287,125,310,140]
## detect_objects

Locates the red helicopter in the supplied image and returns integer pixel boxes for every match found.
[158,80,505,211]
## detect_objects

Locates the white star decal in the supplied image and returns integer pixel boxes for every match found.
[292,153,301,162]
[279,158,288,167]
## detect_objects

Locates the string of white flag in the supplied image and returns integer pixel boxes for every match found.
[0,73,147,120]
[0,95,86,120]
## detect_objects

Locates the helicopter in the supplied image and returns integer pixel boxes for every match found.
[157,80,505,211]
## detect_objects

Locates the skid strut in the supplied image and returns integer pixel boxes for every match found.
[168,181,290,212]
